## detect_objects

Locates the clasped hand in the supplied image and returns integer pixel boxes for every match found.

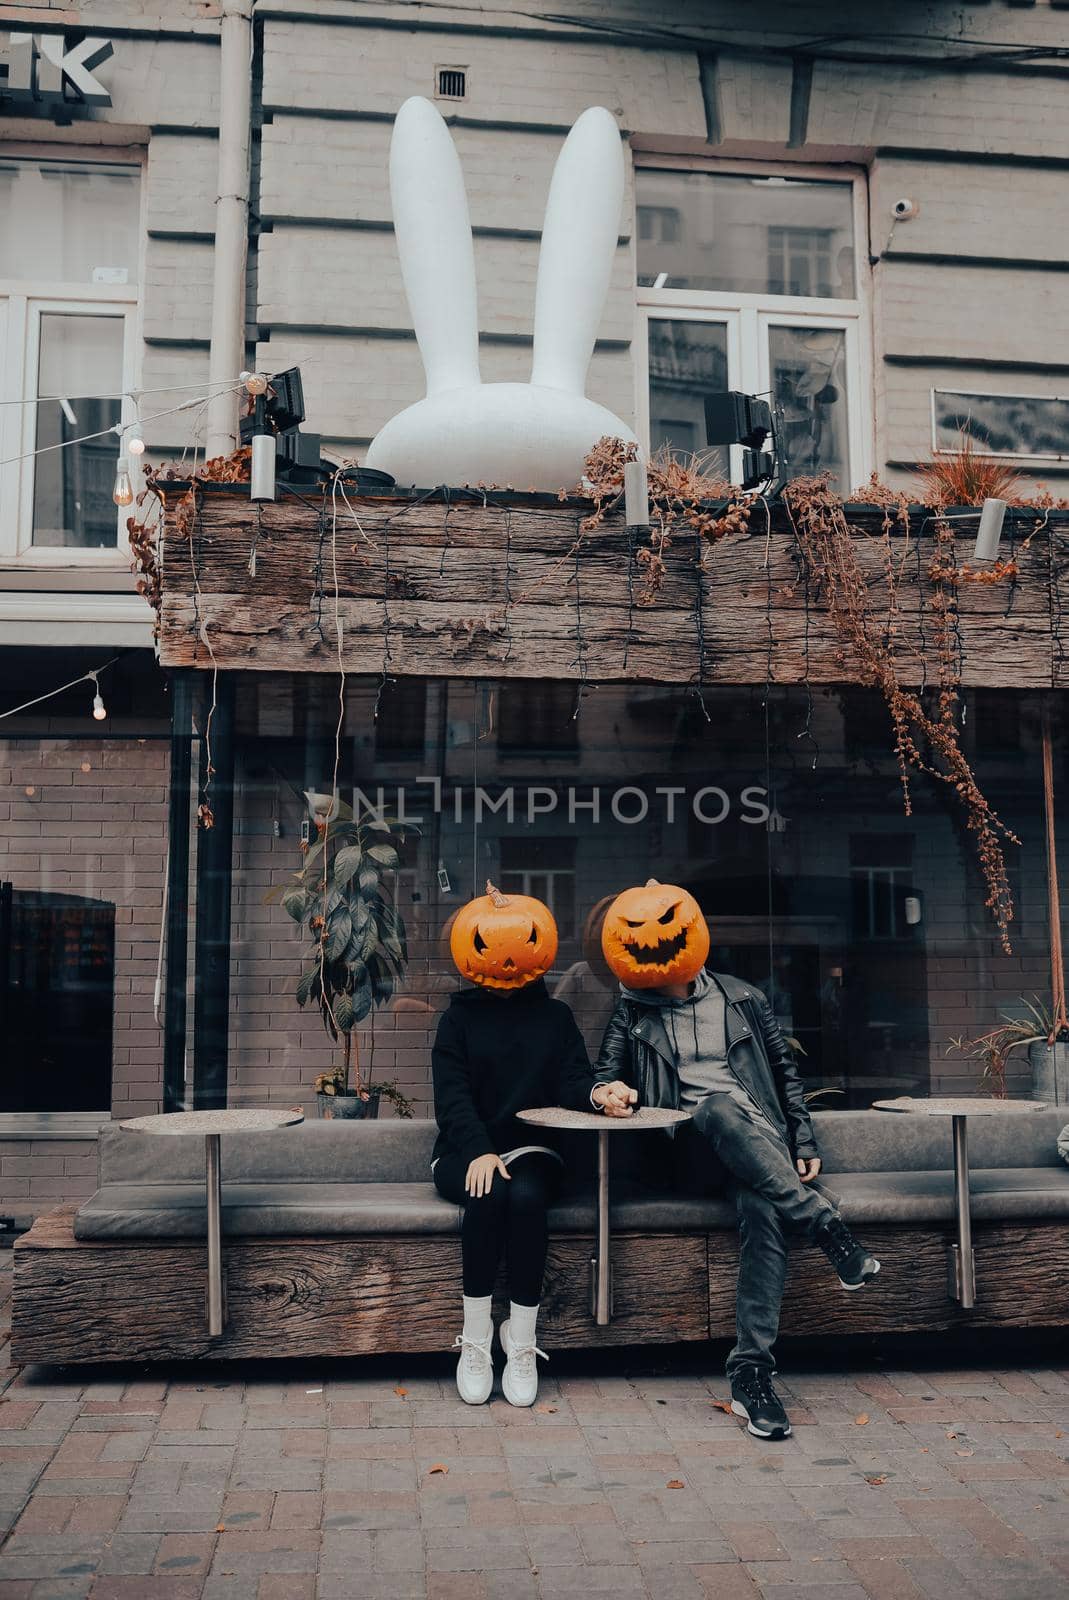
[592,1081,638,1118]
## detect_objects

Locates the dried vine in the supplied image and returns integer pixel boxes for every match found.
[575,437,750,605]
[784,477,1019,951]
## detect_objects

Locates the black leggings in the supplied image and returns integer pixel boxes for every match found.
[433,1152,561,1303]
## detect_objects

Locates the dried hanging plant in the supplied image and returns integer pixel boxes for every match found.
[785,476,1019,952]
[576,437,751,604]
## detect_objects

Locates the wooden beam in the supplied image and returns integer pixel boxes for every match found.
[155,486,1065,686]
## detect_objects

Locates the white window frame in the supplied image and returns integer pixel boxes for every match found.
[634,156,874,490]
[0,146,145,570]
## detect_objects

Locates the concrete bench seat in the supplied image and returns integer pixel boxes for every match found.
[12,1108,1069,1364]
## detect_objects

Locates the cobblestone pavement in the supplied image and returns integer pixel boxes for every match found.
[0,1261,1067,1599]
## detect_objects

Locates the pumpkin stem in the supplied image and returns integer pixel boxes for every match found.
[644,877,660,887]
[485,879,511,907]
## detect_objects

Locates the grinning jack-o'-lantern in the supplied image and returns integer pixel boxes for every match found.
[601,879,710,989]
[450,880,558,990]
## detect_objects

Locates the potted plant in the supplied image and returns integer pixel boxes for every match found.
[948,996,1068,1102]
[274,792,418,1119]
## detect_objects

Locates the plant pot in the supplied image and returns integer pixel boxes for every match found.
[316,1091,380,1120]
[1028,1040,1069,1106]
[315,1091,381,1120]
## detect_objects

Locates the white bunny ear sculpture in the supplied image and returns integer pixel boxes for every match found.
[364,96,637,491]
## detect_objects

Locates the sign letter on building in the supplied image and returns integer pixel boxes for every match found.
[0,32,114,107]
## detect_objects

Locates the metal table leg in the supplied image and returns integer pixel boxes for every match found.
[205,1132,227,1336]
[590,1128,613,1326]
[947,1114,976,1309]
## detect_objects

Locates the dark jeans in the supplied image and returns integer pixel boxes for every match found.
[433,1151,561,1304]
[678,1093,838,1377]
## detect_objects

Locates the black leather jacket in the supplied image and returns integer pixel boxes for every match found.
[593,971,819,1160]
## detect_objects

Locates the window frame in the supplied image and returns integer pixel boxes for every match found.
[0,145,145,569]
[634,155,873,490]
[930,385,1069,464]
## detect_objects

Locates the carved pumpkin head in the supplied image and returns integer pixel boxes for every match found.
[600,879,710,989]
[450,880,558,990]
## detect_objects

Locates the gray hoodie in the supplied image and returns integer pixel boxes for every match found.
[620,969,737,1108]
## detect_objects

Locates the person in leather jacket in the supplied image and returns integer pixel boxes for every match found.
[592,962,881,1440]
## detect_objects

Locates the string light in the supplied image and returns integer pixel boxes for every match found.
[88,672,108,721]
[242,372,269,397]
[0,385,249,471]
[112,456,134,506]
[0,656,120,723]
[128,436,146,458]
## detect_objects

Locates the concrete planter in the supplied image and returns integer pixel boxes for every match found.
[1029,1040,1069,1106]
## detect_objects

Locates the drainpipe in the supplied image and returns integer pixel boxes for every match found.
[205,0,253,460]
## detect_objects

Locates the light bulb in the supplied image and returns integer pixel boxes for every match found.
[128,437,145,457]
[92,694,107,722]
[244,373,268,397]
[112,458,134,506]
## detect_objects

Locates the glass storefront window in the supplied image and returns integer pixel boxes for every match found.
[229,677,1064,1117]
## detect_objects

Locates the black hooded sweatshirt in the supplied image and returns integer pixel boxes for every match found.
[431,979,596,1167]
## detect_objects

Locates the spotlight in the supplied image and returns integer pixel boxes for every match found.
[703,391,784,493]
[973,497,1007,562]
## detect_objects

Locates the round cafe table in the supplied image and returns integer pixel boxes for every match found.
[517,1105,691,1326]
[872,1096,1047,1310]
[120,1108,304,1337]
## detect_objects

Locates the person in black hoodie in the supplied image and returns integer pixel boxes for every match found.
[432,883,600,1408]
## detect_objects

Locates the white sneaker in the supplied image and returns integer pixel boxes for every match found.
[453,1333,494,1405]
[500,1318,546,1408]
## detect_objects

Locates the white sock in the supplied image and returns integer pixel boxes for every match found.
[509,1301,539,1348]
[462,1294,492,1345]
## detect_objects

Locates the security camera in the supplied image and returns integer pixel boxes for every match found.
[892,198,918,220]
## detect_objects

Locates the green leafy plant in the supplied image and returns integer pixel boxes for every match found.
[271,793,418,1112]
[947,995,1062,1098]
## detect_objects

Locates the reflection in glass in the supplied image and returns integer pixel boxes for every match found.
[637,170,855,298]
[226,677,1059,1116]
[32,314,124,548]
[648,318,730,473]
[0,159,140,284]
[769,324,850,492]
[935,389,1069,461]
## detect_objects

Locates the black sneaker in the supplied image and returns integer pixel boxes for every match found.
[729,1365,792,1439]
[816,1214,881,1290]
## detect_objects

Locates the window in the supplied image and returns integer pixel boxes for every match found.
[849,836,914,941]
[0,156,141,563]
[496,682,578,756]
[499,837,577,940]
[933,389,1069,462]
[636,164,869,493]
[374,679,427,761]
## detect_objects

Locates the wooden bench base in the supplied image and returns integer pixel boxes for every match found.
[11,1207,1069,1365]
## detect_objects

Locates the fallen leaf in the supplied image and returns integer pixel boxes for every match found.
[1057,1431,1064,1439]
[535,1404,558,1414]
[667,1479,685,1489]
[710,1401,733,1414]
[428,1463,448,1476]
[920,1448,929,1454]
[946,1431,957,1440]
[865,1475,887,1486]
[215,1523,226,1532]
[394,1387,408,1399]
[956,1450,974,1457]
[854,1414,869,1426]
